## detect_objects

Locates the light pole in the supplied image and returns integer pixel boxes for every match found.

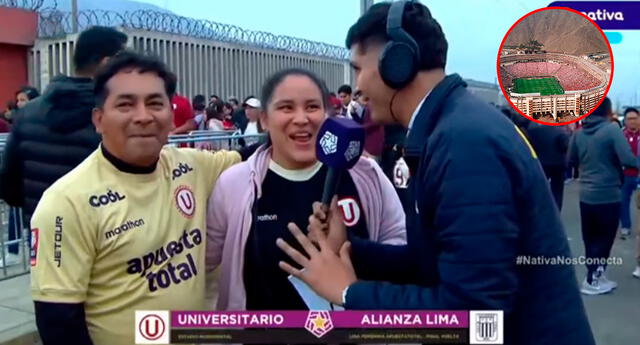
[71,0,78,33]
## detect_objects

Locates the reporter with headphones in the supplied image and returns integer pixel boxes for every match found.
[276,2,595,345]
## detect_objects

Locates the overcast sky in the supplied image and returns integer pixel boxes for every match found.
[135,0,640,107]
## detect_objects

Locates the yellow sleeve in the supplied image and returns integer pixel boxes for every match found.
[192,150,241,192]
[30,189,96,303]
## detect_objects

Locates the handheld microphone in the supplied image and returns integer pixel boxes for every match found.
[316,117,365,206]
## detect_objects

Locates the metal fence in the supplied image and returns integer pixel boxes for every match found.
[0,132,266,281]
[29,27,352,102]
[38,9,350,61]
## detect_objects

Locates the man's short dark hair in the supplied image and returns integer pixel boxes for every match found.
[73,26,128,75]
[624,107,639,116]
[94,51,177,108]
[338,85,352,95]
[346,1,448,70]
[591,97,612,117]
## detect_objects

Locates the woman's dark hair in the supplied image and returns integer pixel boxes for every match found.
[192,94,206,111]
[94,50,176,108]
[345,1,448,70]
[260,68,330,112]
[17,86,39,100]
[228,98,239,107]
[222,102,233,114]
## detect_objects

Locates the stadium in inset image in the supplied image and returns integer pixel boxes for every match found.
[498,8,612,124]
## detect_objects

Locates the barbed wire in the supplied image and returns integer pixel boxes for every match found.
[38,9,350,60]
[0,0,46,10]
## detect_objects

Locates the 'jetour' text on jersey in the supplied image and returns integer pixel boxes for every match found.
[126,228,202,292]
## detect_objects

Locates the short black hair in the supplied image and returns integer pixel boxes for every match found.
[74,26,128,75]
[17,86,40,100]
[624,107,639,116]
[94,51,177,108]
[338,84,352,95]
[261,68,330,112]
[591,97,612,117]
[346,1,448,70]
[228,98,239,106]
[193,94,206,111]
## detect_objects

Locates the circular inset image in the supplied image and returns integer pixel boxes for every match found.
[497,7,613,126]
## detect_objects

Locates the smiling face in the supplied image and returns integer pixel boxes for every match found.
[260,74,326,170]
[92,69,173,167]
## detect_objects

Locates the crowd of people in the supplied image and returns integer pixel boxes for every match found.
[503,102,640,294]
[0,1,637,345]
[501,60,601,91]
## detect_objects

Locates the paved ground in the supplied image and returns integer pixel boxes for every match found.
[0,181,638,344]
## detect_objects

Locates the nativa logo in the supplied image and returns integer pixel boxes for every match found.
[89,189,126,207]
[581,9,624,21]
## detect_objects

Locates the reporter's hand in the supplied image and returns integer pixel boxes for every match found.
[307,197,347,254]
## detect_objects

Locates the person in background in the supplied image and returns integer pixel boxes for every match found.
[232,95,253,133]
[635,193,640,279]
[243,98,262,146]
[0,27,128,267]
[221,102,236,130]
[192,94,208,131]
[347,89,366,123]
[206,68,405,311]
[337,84,352,116]
[329,95,343,117]
[206,102,224,132]
[16,86,40,108]
[568,97,637,295]
[526,122,569,211]
[0,111,10,133]
[210,94,220,105]
[620,107,640,239]
[3,101,17,124]
[170,92,196,135]
[228,97,240,111]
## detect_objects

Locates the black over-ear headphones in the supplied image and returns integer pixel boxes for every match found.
[379,0,421,89]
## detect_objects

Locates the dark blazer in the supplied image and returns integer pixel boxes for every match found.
[346,74,595,345]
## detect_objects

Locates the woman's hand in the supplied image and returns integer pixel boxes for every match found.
[307,197,347,254]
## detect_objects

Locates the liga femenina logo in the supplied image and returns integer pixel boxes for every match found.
[136,311,170,344]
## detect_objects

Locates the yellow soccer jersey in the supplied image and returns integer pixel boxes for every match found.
[30,146,240,345]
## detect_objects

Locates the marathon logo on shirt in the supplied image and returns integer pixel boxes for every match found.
[89,189,126,208]
[126,229,202,292]
[54,216,62,267]
[172,162,194,180]
[105,219,145,240]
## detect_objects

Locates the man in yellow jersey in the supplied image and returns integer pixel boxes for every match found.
[30,51,244,345]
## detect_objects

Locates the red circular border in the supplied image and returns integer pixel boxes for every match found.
[496,6,615,126]
[139,314,166,341]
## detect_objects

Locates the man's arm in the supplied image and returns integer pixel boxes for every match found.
[31,189,96,344]
[35,302,93,345]
[171,119,198,135]
[349,238,414,283]
[192,149,242,193]
[0,119,24,207]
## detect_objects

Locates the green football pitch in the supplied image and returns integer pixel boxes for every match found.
[513,77,564,96]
